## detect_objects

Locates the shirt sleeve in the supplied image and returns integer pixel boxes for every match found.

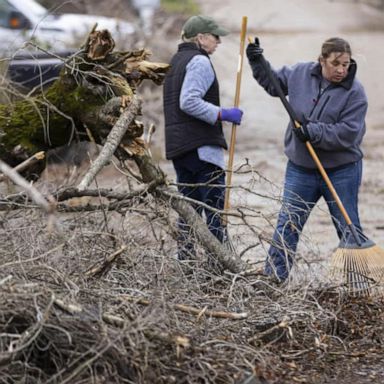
[248,57,291,97]
[180,55,221,125]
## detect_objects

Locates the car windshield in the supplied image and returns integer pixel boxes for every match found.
[6,0,47,20]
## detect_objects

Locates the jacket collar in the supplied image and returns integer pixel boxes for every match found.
[311,58,357,90]
[178,42,209,57]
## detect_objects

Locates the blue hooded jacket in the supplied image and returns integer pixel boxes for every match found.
[249,58,368,169]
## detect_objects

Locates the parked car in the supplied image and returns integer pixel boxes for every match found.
[6,49,72,90]
[0,0,135,54]
[1,0,136,90]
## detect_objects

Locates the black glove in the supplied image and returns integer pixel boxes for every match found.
[293,121,311,143]
[246,37,264,62]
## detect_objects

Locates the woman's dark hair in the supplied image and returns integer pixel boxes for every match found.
[320,37,352,59]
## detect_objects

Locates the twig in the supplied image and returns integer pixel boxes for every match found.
[0,151,45,182]
[161,187,242,219]
[145,123,156,156]
[280,348,315,359]
[0,159,55,215]
[53,298,83,315]
[0,242,66,268]
[54,184,155,202]
[174,303,247,319]
[0,275,13,285]
[143,330,190,349]
[248,318,290,343]
[85,245,127,277]
[121,295,248,320]
[102,314,191,349]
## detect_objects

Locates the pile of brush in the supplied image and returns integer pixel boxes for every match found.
[0,206,383,383]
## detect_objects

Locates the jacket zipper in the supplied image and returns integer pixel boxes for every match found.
[308,82,332,120]
[316,95,331,120]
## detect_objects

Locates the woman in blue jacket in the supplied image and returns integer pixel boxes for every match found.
[246,37,368,282]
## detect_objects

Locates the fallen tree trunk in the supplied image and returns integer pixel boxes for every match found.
[0,29,168,174]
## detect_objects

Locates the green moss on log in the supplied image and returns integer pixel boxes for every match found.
[0,76,106,158]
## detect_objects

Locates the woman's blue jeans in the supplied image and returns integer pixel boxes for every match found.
[173,150,225,259]
[266,160,363,281]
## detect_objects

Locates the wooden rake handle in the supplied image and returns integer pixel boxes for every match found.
[223,16,248,224]
[255,51,361,244]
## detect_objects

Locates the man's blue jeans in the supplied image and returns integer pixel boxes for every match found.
[266,160,363,281]
[173,150,225,259]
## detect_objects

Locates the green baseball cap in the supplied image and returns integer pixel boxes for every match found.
[182,15,229,38]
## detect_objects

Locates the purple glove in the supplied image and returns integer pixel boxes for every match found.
[220,107,243,125]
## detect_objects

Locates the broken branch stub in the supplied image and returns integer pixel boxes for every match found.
[87,29,115,60]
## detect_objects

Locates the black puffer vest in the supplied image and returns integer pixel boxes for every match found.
[163,43,227,160]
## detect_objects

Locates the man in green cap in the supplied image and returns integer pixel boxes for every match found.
[163,15,243,260]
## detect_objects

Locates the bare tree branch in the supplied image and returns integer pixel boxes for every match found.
[157,186,245,273]
[0,151,45,182]
[77,96,142,190]
[0,159,55,215]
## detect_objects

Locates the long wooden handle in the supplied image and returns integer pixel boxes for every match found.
[223,16,248,223]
